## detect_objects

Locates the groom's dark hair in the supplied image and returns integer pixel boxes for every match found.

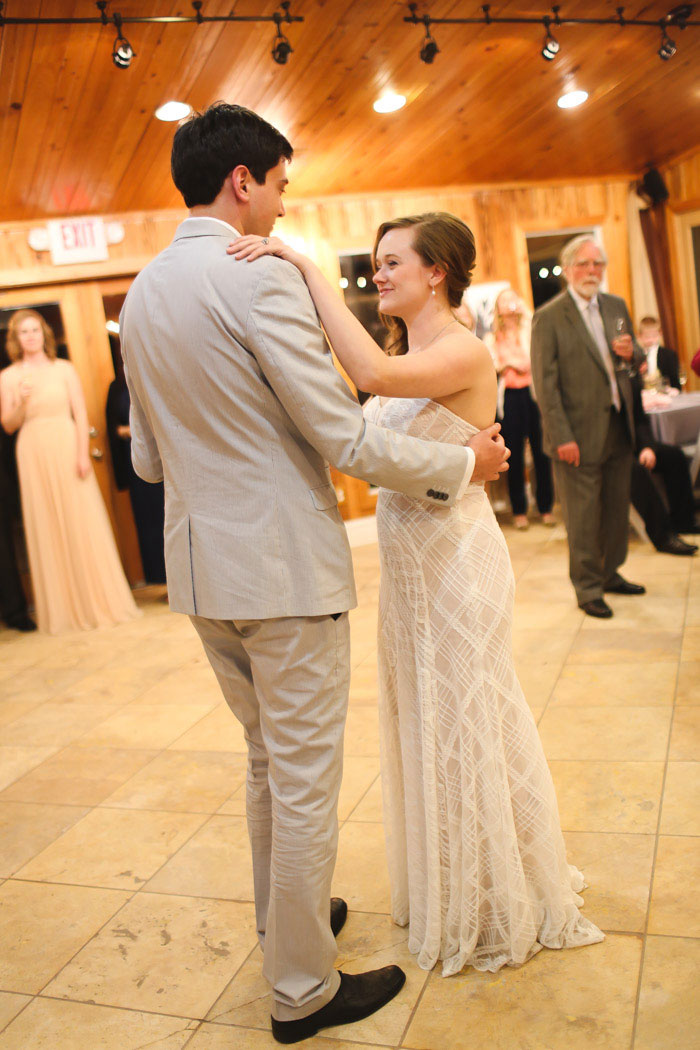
[171,103,293,208]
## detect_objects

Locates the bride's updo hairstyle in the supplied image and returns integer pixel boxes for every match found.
[372,212,476,357]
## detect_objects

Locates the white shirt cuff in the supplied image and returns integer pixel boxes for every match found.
[456,448,475,499]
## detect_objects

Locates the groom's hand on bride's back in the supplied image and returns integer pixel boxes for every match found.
[468,423,510,482]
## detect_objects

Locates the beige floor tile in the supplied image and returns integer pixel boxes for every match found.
[648,836,700,937]
[538,707,671,761]
[681,627,700,661]
[562,831,655,933]
[0,747,58,793]
[512,628,577,667]
[0,801,90,877]
[338,757,380,821]
[132,663,222,707]
[342,706,380,757]
[332,822,391,913]
[580,597,687,632]
[684,597,700,627]
[216,784,246,817]
[167,704,246,752]
[346,776,383,822]
[104,750,247,813]
[668,707,700,761]
[634,935,700,1049]
[208,912,424,1047]
[676,662,700,705]
[0,998,197,1049]
[567,629,682,664]
[189,1022,388,1050]
[549,761,664,833]
[44,892,257,1018]
[0,992,31,1032]
[0,701,44,729]
[512,601,584,632]
[511,661,562,710]
[1,700,123,747]
[660,762,700,835]
[0,746,159,806]
[145,815,254,900]
[16,807,207,890]
[76,703,217,749]
[550,662,677,707]
[0,881,129,994]
[403,933,639,1050]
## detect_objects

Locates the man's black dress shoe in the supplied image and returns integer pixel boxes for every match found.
[271,966,406,1045]
[330,897,347,937]
[6,614,37,632]
[657,535,698,556]
[579,598,613,618]
[604,577,646,595]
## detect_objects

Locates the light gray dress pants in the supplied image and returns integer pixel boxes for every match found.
[190,612,350,1021]
[552,409,633,604]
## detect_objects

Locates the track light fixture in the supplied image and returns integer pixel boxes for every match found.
[1,2,303,67]
[111,15,135,69]
[272,8,293,64]
[419,18,440,63]
[658,27,677,57]
[541,17,560,59]
[405,3,698,64]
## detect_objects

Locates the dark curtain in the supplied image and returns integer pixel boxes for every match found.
[639,203,680,353]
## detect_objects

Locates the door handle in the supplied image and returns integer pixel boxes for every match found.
[91,448,104,460]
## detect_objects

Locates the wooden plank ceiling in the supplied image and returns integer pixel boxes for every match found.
[0,0,699,221]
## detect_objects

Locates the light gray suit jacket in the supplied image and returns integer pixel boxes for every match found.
[531,289,637,465]
[120,219,470,619]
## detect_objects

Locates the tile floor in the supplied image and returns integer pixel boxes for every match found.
[0,522,698,1049]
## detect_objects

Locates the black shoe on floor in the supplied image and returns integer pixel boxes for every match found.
[657,535,698,556]
[6,614,37,632]
[271,966,406,1045]
[330,897,348,938]
[604,576,646,596]
[579,598,613,618]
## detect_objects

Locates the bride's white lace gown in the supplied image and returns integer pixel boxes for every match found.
[364,396,604,975]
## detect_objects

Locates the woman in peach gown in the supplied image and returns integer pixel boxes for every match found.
[0,310,139,634]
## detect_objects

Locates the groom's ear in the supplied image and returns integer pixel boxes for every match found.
[230,165,252,203]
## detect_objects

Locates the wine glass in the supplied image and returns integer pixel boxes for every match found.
[612,317,635,376]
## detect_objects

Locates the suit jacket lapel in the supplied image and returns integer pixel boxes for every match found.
[561,293,609,379]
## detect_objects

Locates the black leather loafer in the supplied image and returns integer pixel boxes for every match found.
[271,966,406,1045]
[330,897,348,937]
[579,598,613,618]
[657,536,697,556]
[5,614,37,632]
[604,577,646,595]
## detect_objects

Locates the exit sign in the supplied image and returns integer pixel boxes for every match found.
[48,217,109,265]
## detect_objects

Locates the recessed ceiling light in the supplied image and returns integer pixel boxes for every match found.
[106,320,120,334]
[155,101,192,122]
[373,92,406,114]
[557,90,588,109]
[539,267,550,279]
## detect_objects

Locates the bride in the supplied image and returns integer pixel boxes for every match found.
[229,212,603,975]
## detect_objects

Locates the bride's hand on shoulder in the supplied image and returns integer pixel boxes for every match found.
[226,235,306,272]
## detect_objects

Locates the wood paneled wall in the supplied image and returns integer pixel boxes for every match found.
[277,179,633,310]
[664,147,700,383]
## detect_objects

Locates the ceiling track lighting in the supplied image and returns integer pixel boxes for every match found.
[272,5,293,65]
[541,16,560,60]
[0,1,303,66]
[405,2,698,63]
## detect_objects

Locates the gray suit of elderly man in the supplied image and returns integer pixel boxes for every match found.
[119,217,474,1023]
[531,247,639,611]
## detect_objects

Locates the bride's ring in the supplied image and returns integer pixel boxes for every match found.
[262,238,269,245]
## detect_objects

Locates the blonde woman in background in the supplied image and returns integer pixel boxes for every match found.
[0,310,138,634]
[487,289,554,529]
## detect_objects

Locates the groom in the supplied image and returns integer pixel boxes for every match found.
[120,103,508,1044]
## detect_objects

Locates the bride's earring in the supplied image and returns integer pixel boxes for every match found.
[431,285,436,297]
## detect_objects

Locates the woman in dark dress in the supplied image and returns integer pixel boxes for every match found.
[106,337,166,585]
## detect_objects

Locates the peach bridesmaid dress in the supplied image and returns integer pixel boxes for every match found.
[8,359,139,634]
